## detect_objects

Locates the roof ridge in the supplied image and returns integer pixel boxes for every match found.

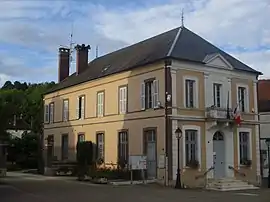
[166,27,182,57]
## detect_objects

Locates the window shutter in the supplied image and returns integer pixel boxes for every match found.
[123,87,127,113]
[195,131,198,161]
[245,88,249,112]
[153,79,159,108]
[50,103,54,123]
[81,96,85,119]
[97,93,104,117]
[66,100,69,121]
[45,105,49,123]
[119,88,123,113]
[76,97,80,119]
[141,82,145,110]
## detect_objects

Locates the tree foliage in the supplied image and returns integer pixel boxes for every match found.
[0,80,55,139]
[0,80,56,170]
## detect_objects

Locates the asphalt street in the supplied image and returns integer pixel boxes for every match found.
[0,172,269,202]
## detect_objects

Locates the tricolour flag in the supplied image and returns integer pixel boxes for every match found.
[233,102,242,126]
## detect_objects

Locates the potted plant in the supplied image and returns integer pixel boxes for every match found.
[187,159,199,169]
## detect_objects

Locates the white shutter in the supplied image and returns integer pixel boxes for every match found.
[81,96,85,119]
[76,97,80,119]
[45,105,49,123]
[123,87,127,113]
[50,103,54,123]
[63,100,69,121]
[119,88,123,114]
[141,82,145,110]
[63,100,66,121]
[153,79,159,108]
[101,93,104,116]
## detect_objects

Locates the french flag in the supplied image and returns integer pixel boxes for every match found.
[233,103,242,126]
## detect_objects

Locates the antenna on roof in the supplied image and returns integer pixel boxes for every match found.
[96,45,99,58]
[69,21,76,71]
[181,8,184,27]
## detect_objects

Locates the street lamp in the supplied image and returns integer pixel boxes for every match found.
[175,127,182,189]
[265,139,270,188]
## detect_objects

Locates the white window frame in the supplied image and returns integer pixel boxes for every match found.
[236,84,249,113]
[63,99,69,121]
[97,92,104,117]
[183,76,199,108]
[182,125,201,171]
[213,83,222,108]
[119,86,127,114]
[237,127,252,168]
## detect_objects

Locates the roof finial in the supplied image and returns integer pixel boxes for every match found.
[181,8,184,27]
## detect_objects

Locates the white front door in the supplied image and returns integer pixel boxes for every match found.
[213,131,225,179]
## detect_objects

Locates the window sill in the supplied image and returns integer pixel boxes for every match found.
[184,166,200,170]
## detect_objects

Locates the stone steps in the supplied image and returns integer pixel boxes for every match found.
[206,178,259,191]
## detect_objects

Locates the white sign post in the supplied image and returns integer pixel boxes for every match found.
[129,155,147,184]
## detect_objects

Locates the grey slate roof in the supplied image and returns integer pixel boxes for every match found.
[46,26,262,94]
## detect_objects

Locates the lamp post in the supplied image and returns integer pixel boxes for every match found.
[175,127,182,189]
[265,139,270,188]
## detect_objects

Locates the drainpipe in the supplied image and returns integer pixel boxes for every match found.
[164,59,172,186]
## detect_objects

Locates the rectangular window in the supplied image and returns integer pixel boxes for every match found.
[76,96,85,119]
[97,92,104,117]
[213,83,222,107]
[44,105,49,123]
[239,132,249,164]
[141,79,159,110]
[238,87,246,112]
[96,133,105,160]
[119,86,127,114]
[49,102,54,123]
[61,134,69,160]
[118,131,129,163]
[77,134,85,143]
[185,79,195,108]
[63,99,69,121]
[185,130,198,166]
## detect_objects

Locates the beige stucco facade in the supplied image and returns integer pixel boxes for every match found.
[44,56,261,187]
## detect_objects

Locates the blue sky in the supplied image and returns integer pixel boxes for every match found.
[0,0,269,86]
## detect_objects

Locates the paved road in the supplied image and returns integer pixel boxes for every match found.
[0,172,269,202]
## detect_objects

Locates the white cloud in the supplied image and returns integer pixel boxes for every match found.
[0,0,269,84]
[91,0,270,77]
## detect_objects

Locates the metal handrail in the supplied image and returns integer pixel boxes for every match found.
[228,165,246,177]
[195,166,214,179]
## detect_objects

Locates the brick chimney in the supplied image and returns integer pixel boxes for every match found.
[75,44,90,75]
[58,47,70,83]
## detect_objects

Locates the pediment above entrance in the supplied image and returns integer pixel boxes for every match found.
[203,53,233,70]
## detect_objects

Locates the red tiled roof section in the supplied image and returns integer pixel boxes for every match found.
[258,80,270,101]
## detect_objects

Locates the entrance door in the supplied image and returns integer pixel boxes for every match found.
[144,130,157,179]
[213,131,225,179]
